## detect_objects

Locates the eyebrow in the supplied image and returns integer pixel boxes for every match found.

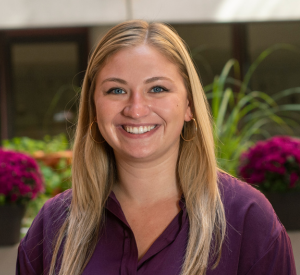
[101,76,173,85]
[144,76,173,84]
[101,77,127,85]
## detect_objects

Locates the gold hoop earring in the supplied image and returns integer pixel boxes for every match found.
[181,118,198,142]
[89,120,105,144]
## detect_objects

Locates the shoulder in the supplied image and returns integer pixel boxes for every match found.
[218,171,270,205]
[25,188,72,242]
[217,171,283,236]
[217,172,296,274]
[31,189,72,236]
[42,188,72,220]
[17,190,72,275]
[218,171,280,231]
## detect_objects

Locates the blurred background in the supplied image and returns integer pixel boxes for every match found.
[1,0,300,140]
[1,0,300,274]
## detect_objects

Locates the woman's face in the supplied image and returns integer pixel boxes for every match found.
[94,44,192,162]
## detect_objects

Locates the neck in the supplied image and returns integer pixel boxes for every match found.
[113,149,181,206]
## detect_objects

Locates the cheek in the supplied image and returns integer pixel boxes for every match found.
[95,101,108,118]
[95,97,117,117]
[155,97,186,124]
[94,99,117,132]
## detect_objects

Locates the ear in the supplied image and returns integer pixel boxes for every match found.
[184,98,193,122]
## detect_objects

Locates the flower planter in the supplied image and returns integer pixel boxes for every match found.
[0,204,26,246]
[264,192,300,231]
[32,150,72,168]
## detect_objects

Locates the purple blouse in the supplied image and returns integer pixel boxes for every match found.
[16,173,296,275]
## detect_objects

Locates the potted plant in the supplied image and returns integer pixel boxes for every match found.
[203,44,300,176]
[238,136,300,230]
[2,135,72,231]
[0,149,44,245]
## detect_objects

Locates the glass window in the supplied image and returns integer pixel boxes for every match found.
[11,42,80,139]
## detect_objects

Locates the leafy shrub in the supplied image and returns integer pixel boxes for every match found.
[2,134,69,154]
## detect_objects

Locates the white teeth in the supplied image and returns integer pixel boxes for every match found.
[133,127,139,134]
[124,125,156,134]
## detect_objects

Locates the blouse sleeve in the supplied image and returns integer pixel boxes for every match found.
[16,241,38,275]
[245,228,296,275]
[218,173,297,275]
[15,204,46,275]
[15,190,71,275]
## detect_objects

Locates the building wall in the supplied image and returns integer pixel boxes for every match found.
[1,0,300,30]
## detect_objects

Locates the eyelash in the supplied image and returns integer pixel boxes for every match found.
[106,88,125,94]
[150,86,169,93]
[106,86,169,94]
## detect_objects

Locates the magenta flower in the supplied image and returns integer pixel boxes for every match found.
[238,136,300,192]
[0,149,44,203]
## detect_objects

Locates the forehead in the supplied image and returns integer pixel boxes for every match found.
[96,44,182,81]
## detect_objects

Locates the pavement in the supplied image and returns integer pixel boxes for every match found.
[1,231,300,275]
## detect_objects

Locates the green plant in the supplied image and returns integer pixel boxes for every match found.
[203,44,300,176]
[2,134,72,227]
[2,134,69,154]
[2,135,72,195]
[40,158,71,196]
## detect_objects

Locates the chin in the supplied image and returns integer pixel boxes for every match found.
[115,146,157,161]
[126,150,155,160]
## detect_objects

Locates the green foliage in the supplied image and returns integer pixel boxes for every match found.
[40,158,71,196]
[2,134,72,226]
[2,134,72,196]
[2,134,69,154]
[203,44,300,176]
[21,158,71,228]
[0,194,5,204]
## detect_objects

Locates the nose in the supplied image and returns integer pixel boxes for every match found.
[122,91,151,119]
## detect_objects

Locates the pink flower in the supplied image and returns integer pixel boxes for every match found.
[0,149,44,203]
[238,136,300,191]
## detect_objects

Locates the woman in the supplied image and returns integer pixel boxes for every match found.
[16,20,296,275]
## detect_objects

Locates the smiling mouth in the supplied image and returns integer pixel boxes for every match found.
[123,125,157,134]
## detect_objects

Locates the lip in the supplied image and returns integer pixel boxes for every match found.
[120,123,157,127]
[117,124,160,139]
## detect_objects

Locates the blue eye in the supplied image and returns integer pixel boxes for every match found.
[151,86,166,93]
[108,88,125,94]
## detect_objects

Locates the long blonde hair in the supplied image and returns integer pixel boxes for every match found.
[49,20,226,275]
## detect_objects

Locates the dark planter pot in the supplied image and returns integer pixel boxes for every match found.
[264,192,300,231]
[0,204,26,246]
